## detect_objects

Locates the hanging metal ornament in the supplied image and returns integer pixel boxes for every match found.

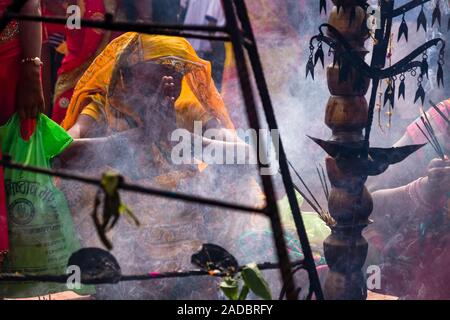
[420,52,429,79]
[390,77,396,109]
[320,0,327,15]
[314,41,325,68]
[414,75,426,105]
[383,81,391,107]
[306,44,315,79]
[432,0,442,27]
[437,47,445,87]
[417,5,427,32]
[383,78,396,110]
[398,73,406,100]
[398,14,409,42]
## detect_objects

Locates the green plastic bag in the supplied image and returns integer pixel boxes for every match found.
[0,114,93,298]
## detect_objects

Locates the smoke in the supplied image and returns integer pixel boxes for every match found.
[52,1,450,300]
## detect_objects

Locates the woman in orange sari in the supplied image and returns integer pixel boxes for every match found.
[62,32,235,139]
[51,0,117,124]
[58,33,262,299]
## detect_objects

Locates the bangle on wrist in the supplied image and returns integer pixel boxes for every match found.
[21,57,43,67]
[407,177,445,213]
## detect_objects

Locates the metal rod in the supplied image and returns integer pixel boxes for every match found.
[0,158,266,215]
[222,0,297,300]
[430,100,450,126]
[3,12,232,42]
[312,25,440,80]
[364,0,395,148]
[391,0,432,17]
[0,260,305,284]
[288,161,324,213]
[415,123,442,158]
[232,0,324,300]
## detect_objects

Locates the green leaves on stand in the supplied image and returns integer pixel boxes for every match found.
[219,263,272,301]
[241,263,272,300]
[93,170,140,250]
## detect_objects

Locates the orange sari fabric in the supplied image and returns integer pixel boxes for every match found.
[61,33,234,133]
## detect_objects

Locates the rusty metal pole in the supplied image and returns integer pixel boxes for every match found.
[322,1,373,300]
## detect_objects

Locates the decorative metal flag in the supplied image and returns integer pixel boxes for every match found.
[315,43,325,68]
[420,54,429,79]
[320,0,327,14]
[417,5,427,32]
[414,82,426,105]
[432,1,442,27]
[398,73,406,100]
[398,14,409,42]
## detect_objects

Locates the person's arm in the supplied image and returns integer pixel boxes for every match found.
[135,0,152,20]
[59,126,146,169]
[16,0,44,119]
[370,157,450,239]
[67,114,98,139]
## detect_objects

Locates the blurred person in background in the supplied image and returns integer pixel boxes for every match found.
[0,0,44,125]
[221,0,304,129]
[49,0,118,124]
[181,0,226,90]
[41,0,66,114]
[366,98,450,299]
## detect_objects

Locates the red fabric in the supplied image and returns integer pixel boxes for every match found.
[20,118,37,141]
[0,0,17,257]
[58,0,106,74]
[41,2,66,42]
[0,41,21,126]
[51,88,73,124]
[52,1,108,123]
[0,0,21,126]
[0,0,10,11]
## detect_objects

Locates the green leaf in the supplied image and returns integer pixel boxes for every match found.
[101,170,120,196]
[119,203,140,226]
[241,263,272,300]
[238,284,250,300]
[220,277,239,300]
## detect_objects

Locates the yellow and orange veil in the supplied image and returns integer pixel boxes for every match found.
[61,32,234,132]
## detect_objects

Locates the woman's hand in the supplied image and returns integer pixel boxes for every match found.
[158,75,177,109]
[143,75,178,140]
[16,64,45,119]
[422,157,450,204]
